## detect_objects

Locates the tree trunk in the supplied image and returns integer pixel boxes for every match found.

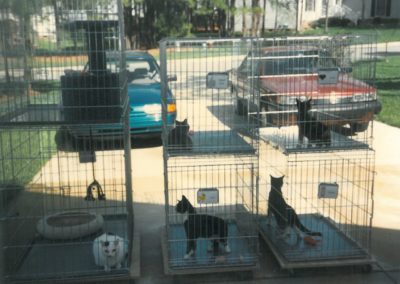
[218,9,227,36]
[22,14,32,83]
[52,0,61,49]
[251,0,260,36]
[361,0,366,21]
[134,2,141,49]
[262,0,267,34]
[1,26,11,83]
[324,0,329,32]
[295,0,301,32]
[274,0,278,29]
[143,1,156,48]
[229,0,236,35]
[242,0,247,35]
[3,54,11,83]
[123,3,135,49]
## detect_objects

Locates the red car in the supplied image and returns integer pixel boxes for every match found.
[231,46,381,133]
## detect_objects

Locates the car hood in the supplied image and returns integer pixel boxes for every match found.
[259,74,376,97]
[128,82,162,105]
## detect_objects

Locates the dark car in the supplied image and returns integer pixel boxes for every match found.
[231,46,381,132]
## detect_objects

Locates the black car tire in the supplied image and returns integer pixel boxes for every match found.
[55,127,75,151]
[260,104,274,127]
[236,98,248,116]
[350,122,369,133]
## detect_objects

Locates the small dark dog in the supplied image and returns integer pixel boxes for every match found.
[168,119,193,151]
[296,98,331,147]
[176,195,230,259]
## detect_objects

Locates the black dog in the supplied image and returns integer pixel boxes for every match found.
[176,195,230,259]
[296,98,331,147]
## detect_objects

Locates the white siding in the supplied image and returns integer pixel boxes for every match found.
[32,6,56,42]
[343,0,400,20]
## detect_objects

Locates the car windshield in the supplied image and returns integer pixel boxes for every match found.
[255,50,338,76]
[107,56,160,83]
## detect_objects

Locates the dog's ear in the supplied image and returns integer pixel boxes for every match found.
[181,195,187,201]
[183,118,187,124]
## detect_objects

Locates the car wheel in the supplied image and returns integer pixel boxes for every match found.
[236,98,248,116]
[260,104,273,127]
[55,127,74,151]
[350,122,369,133]
[260,106,267,127]
[232,86,248,116]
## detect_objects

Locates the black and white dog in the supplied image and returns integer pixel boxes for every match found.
[176,195,230,259]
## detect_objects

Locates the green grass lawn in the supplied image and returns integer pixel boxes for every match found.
[300,27,400,43]
[375,56,400,127]
[0,129,56,186]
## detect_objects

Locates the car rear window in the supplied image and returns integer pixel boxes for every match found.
[258,50,338,76]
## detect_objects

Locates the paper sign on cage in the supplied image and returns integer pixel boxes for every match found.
[197,188,219,204]
[79,151,96,163]
[318,182,339,199]
[206,72,229,89]
[318,68,339,85]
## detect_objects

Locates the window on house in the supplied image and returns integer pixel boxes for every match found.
[371,0,391,17]
[305,0,316,11]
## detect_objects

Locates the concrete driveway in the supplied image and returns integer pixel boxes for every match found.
[131,120,400,284]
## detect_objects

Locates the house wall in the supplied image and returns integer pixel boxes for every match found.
[233,0,351,33]
[301,0,325,26]
[343,0,400,21]
[233,0,298,33]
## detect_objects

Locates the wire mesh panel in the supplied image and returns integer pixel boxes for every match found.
[0,1,136,282]
[253,35,380,153]
[258,141,375,269]
[0,0,127,126]
[160,38,260,274]
[161,38,260,156]
[0,125,133,281]
[166,157,258,270]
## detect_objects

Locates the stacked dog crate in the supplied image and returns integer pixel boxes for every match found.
[160,38,260,275]
[257,35,378,271]
[0,1,138,282]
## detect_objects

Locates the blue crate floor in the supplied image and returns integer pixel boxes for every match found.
[259,214,369,263]
[168,130,255,156]
[14,215,129,281]
[260,126,369,154]
[168,222,257,269]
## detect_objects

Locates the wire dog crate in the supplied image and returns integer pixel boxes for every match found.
[258,144,375,270]
[160,38,261,275]
[256,35,378,271]
[0,1,138,282]
[255,35,380,152]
